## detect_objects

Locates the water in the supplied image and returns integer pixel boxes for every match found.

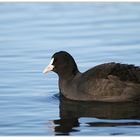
[0,3,140,136]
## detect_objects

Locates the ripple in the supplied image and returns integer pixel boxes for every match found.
[46,93,60,104]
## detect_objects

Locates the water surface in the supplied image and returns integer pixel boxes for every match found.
[0,3,140,135]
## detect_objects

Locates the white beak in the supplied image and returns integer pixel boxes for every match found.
[43,58,54,74]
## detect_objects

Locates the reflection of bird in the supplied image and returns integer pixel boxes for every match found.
[49,97,140,135]
[43,51,140,102]
[52,118,79,135]
[60,97,140,120]
[46,119,79,136]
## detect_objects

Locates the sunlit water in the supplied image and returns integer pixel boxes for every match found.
[0,3,140,136]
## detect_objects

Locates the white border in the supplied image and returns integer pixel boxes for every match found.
[0,136,140,139]
[0,0,140,2]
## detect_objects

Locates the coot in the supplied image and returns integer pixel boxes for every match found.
[43,51,140,102]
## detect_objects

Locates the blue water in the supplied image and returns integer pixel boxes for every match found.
[0,3,140,136]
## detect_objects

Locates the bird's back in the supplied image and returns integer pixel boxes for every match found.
[82,62,140,83]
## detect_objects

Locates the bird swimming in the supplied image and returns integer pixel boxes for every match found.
[43,51,140,102]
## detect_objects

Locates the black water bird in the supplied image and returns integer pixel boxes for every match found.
[43,51,140,102]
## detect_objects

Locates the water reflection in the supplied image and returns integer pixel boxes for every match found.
[52,118,79,135]
[50,96,140,135]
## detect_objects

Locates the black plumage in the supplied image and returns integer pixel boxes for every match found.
[43,51,140,102]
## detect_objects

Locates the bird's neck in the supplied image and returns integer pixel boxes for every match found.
[58,71,81,98]
[58,68,80,80]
